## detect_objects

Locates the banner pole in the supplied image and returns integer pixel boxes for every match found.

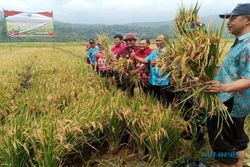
[52,11,56,52]
[53,37,55,52]
[3,9,12,53]
[8,36,12,53]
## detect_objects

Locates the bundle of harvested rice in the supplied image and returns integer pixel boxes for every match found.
[111,58,135,74]
[97,34,116,66]
[157,4,230,131]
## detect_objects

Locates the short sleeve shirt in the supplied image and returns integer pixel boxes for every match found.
[215,32,250,117]
[87,46,99,64]
[145,47,171,86]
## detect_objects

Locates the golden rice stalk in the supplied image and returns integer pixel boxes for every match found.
[97,34,116,66]
[157,6,231,130]
[175,2,201,35]
[125,105,183,164]
[111,58,135,74]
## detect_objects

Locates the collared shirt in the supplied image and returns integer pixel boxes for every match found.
[145,47,171,86]
[134,47,152,82]
[87,46,99,64]
[215,32,250,117]
[111,43,126,56]
[117,45,140,59]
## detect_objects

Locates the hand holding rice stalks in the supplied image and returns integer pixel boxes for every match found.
[97,34,115,66]
[111,58,135,74]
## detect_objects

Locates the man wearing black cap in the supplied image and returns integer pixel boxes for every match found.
[205,3,250,167]
[87,39,99,69]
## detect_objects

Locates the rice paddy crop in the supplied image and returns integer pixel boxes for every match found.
[0,43,185,166]
[0,38,248,166]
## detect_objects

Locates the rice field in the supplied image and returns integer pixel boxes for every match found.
[0,42,249,167]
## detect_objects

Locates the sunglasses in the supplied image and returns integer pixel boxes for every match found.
[125,39,134,42]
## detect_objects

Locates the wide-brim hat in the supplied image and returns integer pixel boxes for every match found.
[219,3,250,18]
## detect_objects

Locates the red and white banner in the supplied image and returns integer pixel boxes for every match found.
[3,10,55,37]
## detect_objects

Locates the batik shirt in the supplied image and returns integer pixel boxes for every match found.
[215,32,250,117]
[145,47,171,86]
[87,46,99,64]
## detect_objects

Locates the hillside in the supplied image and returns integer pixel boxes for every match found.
[0,12,230,42]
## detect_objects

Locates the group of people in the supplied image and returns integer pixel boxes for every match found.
[85,3,250,167]
[86,33,174,104]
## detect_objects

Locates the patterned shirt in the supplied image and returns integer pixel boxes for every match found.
[145,47,171,86]
[87,46,99,64]
[215,32,250,117]
[96,51,108,72]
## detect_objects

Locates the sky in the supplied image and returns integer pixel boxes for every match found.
[0,0,249,24]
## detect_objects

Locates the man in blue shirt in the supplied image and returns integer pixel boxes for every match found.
[86,39,99,69]
[205,3,250,167]
[132,34,174,105]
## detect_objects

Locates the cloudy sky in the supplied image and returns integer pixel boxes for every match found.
[0,0,249,24]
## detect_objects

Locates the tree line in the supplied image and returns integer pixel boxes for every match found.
[0,14,231,42]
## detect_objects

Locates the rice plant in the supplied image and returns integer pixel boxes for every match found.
[0,39,240,167]
[123,96,183,165]
[106,110,126,154]
[97,34,116,66]
[157,3,231,133]
[0,109,33,167]
[175,2,201,35]
[112,58,134,73]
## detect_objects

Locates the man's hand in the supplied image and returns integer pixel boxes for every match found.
[130,50,136,58]
[205,79,250,93]
[170,78,175,85]
[128,70,138,76]
[205,80,226,93]
[151,60,156,67]
[186,77,204,87]
[111,54,118,62]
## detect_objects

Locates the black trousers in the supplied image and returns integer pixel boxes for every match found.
[115,73,135,97]
[151,85,175,106]
[173,92,206,141]
[138,81,153,95]
[207,97,249,165]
